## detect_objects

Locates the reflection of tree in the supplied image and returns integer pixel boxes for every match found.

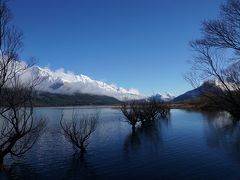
[63,153,98,180]
[203,111,240,161]
[2,154,98,179]
[123,132,141,156]
[1,161,40,179]
[123,117,171,157]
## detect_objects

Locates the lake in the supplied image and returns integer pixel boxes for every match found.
[1,107,240,179]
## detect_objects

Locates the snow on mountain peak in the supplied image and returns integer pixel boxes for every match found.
[158,92,175,99]
[21,64,143,101]
[149,92,175,102]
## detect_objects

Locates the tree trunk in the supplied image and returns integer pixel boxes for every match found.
[132,125,136,133]
[79,142,86,158]
[0,155,4,171]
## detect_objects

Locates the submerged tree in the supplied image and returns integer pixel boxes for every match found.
[121,101,139,133]
[0,0,46,168]
[187,0,240,117]
[121,99,170,132]
[60,111,98,156]
[137,99,170,125]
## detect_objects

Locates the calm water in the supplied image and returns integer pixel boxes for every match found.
[1,107,240,179]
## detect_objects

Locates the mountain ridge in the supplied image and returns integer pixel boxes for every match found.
[173,81,221,102]
[19,63,143,101]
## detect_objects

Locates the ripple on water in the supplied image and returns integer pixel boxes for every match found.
[1,108,240,179]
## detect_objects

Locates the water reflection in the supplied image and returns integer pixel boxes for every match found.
[63,153,98,180]
[2,154,98,180]
[1,161,40,179]
[204,111,240,161]
[2,108,240,179]
[123,117,171,157]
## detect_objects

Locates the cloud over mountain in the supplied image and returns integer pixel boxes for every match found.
[20,64,143,100]
[149,92,175,102]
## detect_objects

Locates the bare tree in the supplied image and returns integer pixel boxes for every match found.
[0,0,46,168]
[0,74,46,168]
[121,101,139,133]
[0,0,23,94]
[140,100,161,125]
[60,111,98,156]
[156,102,170,118]
[187,0,240,117]
[121,99,170,132]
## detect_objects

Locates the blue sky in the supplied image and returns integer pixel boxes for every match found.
[9,0,223,96]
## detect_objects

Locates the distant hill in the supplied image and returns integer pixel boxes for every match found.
[173,81,219,102]
[32,91,121,106]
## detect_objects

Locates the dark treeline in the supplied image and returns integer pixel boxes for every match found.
[32,91,120,106]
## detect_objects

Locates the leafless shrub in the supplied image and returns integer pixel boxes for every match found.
[121,99,170,132]
[156,102,170,118]
[121,101,139,132]
[137,100,159,126]
[60,111,98,155]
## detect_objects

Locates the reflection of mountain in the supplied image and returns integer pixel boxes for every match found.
[203,111,240,161]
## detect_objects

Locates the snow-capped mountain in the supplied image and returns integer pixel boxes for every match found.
[149,92,175,102]
[20,64,143,101]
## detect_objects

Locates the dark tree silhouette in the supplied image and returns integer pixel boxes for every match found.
[60,111,98,156]
[0,0,46,168]
[121,99,170,132]
[187,0,240,117]
[137,100,170,126]
[121,101,139,133]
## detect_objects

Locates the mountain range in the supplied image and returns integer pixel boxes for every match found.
[17,62,223,105]
[20,64,143,101]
